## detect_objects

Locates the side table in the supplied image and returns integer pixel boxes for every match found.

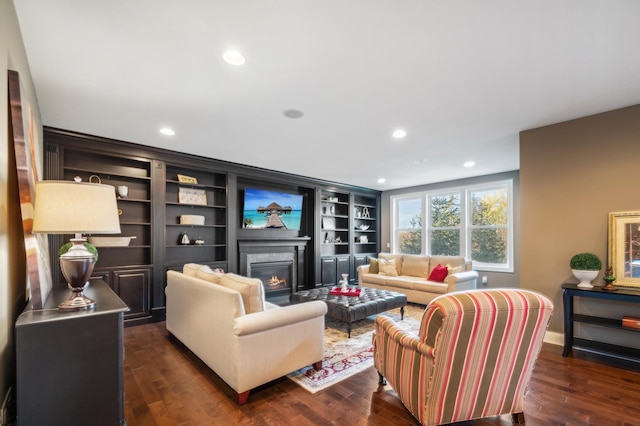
[562,283,640,362]
[16,280,129,426]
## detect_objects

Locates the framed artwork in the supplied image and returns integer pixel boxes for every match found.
[608,210,640,288]
[177,174,198,184]
[178,187,207,205]
[9,70,53,309]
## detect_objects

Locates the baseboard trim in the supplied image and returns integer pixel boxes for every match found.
[544,330,563,346]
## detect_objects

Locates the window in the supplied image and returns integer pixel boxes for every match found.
[429,192,461,256]
[394,196,422,254]
[391,180,513,271]
[468,186,509,268]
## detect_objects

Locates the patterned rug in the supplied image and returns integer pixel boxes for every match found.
[287,303,424,393]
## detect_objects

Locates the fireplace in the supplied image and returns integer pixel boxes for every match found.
[238,237,309,300]
[250,261,293,298]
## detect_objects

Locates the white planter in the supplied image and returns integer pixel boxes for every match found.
[572,269,599,288]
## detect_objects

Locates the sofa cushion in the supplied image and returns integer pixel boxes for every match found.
[378,258,398,277]
[379,253,403,275]
[195,268,225,285]
[385,276,415,290]
[428,264,449,282]
[220,273,265,314]
[369,258,379,274]
[183,263,212,277]
[401,254,431,278]
[362,273,387,285]
[413,280,448,294]
[430,256,465,274]
[446,264,464,275]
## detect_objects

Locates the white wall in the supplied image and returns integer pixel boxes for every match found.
[0,0,42,402]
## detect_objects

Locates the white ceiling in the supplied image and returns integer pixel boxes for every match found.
[14,1,640,190]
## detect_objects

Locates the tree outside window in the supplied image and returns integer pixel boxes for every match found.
[430,193,460,256]
[392,179,513,271]
[469,188,508,264]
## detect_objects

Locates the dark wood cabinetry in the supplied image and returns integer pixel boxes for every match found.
[44,127,380,319]
[562,283,640,364]
[163,164,228,272]
[318,190,380,285]
[16,281,128,426]
[47,139,154,323]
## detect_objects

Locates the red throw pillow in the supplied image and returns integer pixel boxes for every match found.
[428,264,449,283]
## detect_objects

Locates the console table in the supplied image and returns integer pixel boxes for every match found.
[562,283,640,363]
[16,280,129,426]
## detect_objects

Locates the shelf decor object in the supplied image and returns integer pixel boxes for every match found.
[177,174,198,184]
[608,210,640,289]
[32,180,121,310]
[178,187,207,205]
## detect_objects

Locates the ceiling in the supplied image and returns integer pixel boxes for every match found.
[14,1,640,190]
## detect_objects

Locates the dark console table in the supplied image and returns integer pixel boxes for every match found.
[16,280,129,426]
[562,283,640,363]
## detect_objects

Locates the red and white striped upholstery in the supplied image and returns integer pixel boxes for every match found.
[373,289,553,425]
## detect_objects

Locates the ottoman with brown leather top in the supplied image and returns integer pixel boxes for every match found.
[290,287,407,337]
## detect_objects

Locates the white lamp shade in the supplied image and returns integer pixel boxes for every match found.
[32,181,121,234]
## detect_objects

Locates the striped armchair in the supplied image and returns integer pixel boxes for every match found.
[373,289,553,426]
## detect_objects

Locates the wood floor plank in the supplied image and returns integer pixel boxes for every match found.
[124,321,640,425]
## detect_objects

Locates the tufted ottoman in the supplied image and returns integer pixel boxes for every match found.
[290,287,407,337]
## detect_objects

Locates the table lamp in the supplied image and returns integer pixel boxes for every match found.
[32,180,121,310]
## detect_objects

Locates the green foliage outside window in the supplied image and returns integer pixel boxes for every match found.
[399,215,422,254]
[430,194,460,256]
[470,190,508,263]
[395,184,510,265]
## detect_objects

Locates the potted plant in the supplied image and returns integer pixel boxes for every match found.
[569,252,602,288]
[602,266,617,291]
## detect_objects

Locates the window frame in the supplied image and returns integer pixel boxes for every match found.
[391,179,513,272]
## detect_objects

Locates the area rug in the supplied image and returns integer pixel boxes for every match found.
[287,303,424,393]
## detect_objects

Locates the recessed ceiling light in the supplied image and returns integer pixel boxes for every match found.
[377,178,386,184]
[223,50,246,66]
[392,129,407,139]
[159,127,175,136]
[283,109,304,119]
[464,161,476,168]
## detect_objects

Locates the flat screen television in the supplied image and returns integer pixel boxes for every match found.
[242,187,303,230]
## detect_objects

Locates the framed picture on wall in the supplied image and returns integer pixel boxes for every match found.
[608,210,640,288]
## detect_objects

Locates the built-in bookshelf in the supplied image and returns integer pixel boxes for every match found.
[164,164,227,272]
[58,147,153,322]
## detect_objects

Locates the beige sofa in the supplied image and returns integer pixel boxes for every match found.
[166,264,327,404]
[357,253,478,305]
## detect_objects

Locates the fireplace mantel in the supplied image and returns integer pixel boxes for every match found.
[238,237,311,294]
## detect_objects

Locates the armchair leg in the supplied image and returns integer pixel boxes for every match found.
[511,412,525,425]
[313,360,323,370]
[237,390,250,405]
[378,372,387,385]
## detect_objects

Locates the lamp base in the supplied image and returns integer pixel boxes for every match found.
[58,284,96,311]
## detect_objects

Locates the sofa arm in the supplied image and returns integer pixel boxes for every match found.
[445,270,478,291]
[233,301,327,336]
[357,264,370,284]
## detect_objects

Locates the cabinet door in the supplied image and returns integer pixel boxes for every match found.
[337,256,350,281]
[321,257,337,286]
[113,268,151,319]
[353,254,369,282]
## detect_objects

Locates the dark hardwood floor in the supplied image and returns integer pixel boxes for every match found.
[124,321,640,425]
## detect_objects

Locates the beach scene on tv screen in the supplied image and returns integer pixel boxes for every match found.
[242,188,303,230]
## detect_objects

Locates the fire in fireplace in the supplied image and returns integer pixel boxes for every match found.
[250,261,293,298]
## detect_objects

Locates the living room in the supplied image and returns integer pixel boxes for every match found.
[3,2,640,425]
